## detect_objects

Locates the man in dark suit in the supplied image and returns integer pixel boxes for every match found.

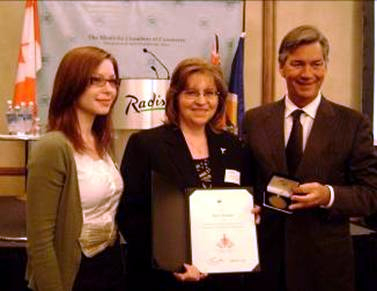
[243,25,377,291]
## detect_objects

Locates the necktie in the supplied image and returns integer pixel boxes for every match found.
[286,109,303,176]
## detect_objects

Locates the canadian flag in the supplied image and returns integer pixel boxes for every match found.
[13,0,41,111]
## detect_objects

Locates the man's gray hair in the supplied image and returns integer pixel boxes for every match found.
[278,25,329,66]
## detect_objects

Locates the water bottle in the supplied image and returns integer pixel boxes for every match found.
[5,100,17,135]
[32,117,41,136]
[15,104,24,135]
[24,101,33,134]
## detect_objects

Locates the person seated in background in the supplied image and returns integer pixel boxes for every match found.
[26,46,125,291]
[117,57,259,291]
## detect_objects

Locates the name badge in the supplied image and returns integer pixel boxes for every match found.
[224,169,241,185]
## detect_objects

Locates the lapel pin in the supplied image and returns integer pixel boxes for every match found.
[220,147,226,154]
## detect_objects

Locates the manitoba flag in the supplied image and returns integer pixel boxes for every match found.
[13,0,41,109]
[228,32,245,135]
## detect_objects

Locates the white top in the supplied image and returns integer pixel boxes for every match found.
[284,93,321,150]
[74,152,123,257]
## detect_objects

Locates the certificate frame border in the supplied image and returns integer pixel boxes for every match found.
[185,186,260,274]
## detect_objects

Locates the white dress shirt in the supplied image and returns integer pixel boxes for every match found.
[284,94,334,207]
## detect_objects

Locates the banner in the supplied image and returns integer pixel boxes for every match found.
[14,0,41,113]
[38,1,243,129]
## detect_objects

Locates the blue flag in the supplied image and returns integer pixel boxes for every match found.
[228,33,245,135]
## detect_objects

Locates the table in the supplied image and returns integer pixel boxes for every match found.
[0,134,40,190]
[351,223,377,291]
[0,196,28,290]
[0,196,27,247]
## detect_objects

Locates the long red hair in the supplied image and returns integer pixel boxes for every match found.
[48,46,119,157]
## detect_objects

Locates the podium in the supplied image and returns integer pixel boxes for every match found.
[112,79,170,130]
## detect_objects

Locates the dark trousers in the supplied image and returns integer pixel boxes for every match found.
[127,269,258,291]
[73,241,126,291]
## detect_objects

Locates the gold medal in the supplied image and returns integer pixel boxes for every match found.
[269,195,287,209]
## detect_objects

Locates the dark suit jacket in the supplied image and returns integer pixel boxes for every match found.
[117,124,251,291]
[242,97,377,291]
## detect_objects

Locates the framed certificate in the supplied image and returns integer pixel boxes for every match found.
[188,188,259,274]
[151,172,259,274]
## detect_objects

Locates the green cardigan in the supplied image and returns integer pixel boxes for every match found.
[26,131,83,291]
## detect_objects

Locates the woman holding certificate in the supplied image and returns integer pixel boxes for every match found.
[117,58,256,291]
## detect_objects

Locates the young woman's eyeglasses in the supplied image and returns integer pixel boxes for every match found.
[89,76,120,88]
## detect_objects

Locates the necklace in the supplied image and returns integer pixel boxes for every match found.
[184,136,209,159]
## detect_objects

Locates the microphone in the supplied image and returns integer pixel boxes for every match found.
[143,48,170,79]
[150,65,159,79]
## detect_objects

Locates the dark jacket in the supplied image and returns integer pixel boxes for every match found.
[242,97,377,291]
[117,124,251,291]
